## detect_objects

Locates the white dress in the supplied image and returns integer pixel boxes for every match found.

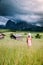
[27,37,32,47]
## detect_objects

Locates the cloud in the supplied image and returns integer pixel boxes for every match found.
[0,0,43,24]
[10,0,43,13]
[12,14,40,22]
[0,16,9,25]
[0,0,43,15]
[35,23,42,27]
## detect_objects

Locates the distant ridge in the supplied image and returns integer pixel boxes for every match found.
[5,19,43,31]
[0,16,43,31]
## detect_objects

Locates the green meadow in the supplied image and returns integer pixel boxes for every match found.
[0,30,43,65]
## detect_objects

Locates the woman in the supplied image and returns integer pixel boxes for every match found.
[27,33,32,47]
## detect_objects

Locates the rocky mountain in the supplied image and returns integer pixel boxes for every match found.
[5,20,17,29]
[5,19,43,31]
[0,16,43,31]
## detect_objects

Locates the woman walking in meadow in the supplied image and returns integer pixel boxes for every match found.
[27,33,32,47]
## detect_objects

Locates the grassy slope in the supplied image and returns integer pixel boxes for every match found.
[0,31,43,65]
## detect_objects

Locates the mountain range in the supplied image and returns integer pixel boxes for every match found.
[0,16,43,31]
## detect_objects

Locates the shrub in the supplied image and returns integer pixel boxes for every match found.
[24,32,27,35]
[35,34,41,39]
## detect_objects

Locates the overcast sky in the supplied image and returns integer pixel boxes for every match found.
[0,0,43,22]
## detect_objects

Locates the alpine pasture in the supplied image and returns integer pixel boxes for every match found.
[0,30,43,65]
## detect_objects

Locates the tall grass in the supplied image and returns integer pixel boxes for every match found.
[0,31,43,65]
[0,46,43,65]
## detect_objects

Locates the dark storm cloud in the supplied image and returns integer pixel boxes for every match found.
[0,0,43,16]
[0,0,43,23]
[0,2,16,15]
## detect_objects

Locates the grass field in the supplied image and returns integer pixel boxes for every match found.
[0,31,43,65]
